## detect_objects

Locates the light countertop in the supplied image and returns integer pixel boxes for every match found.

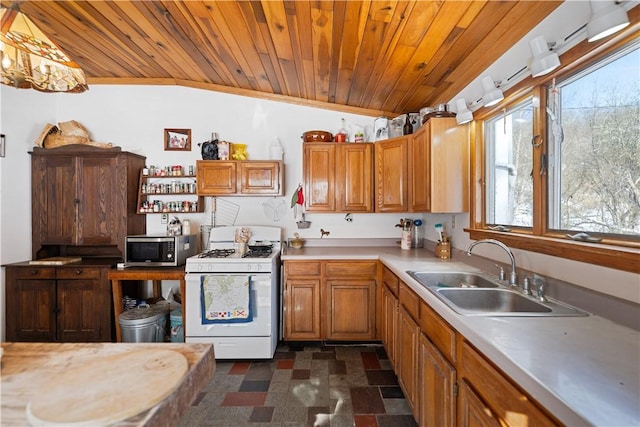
[282,245,640,426]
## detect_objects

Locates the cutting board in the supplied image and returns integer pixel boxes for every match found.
[26,349,188,426]
[29,257,82,265]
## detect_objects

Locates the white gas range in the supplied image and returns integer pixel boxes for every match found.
[184,225,281,359]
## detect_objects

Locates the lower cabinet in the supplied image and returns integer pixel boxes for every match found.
[458,340,559,427]
[5,265,112,342]
[381,281,399,367]
[379,266,558,427]
[398,306,420,416]
[283,260,378,340]
[420,333,457,427]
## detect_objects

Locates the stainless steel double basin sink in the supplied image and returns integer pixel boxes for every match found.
[406,271,588,317]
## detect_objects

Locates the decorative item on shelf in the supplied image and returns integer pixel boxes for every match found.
[164,128,191,151]
[403,113,413,135]
[217,140,230,160]
[35,121,113,149]
[199,133,218,160]
[231,143,248,160]
[350,124,366,143]
[335,118,347,142]
[373,117,389,141]
[389,116,404,138]
[0,3,88,93]
[320,229,330,238]
[269,138,284,160]
[302,130,333,142]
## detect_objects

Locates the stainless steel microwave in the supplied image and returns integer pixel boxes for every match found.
[125,234,198,267]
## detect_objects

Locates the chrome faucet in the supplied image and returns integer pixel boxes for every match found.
[533,274,548,302]
[466,239,518,287]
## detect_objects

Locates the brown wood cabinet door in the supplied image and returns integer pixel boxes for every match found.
[304,143,336,212]
[398,306,420,416]
[5,267,57,342]
[420,333,456,427]
[375,137,408,212]
[429,117,469,213]
[196,161,237,195]
[410,129,430,212]
[325,279,376,340]
[57,278,103,342]
[32,155,78,246]
[458,380,502,427]
[284,278,321,340]
[77,156,120,246]
[381,283,398,367]
[239,161,283,195]
[460,340,559,426]
[336,144,373,212]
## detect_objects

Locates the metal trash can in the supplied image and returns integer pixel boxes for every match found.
[119,303,169,343]
[170,308,184,343]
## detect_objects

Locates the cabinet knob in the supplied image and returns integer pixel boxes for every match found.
[75,269,82,275]
[30,269,37,275]
[74,199,80,204]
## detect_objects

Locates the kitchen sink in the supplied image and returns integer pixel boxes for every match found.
[437,288,550,314]
[406,271,499,289]
[406,271,589,317]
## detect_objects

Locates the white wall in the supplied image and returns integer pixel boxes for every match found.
[1,1,638,341]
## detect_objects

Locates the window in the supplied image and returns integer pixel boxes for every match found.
[548,43,639,237]
[485,99,534,228]
[470,34,639,273]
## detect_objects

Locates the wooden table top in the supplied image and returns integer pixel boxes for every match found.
[108,265,186,280]
[0,342,215,427]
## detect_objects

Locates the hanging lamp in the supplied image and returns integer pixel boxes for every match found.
[0,3,88,93]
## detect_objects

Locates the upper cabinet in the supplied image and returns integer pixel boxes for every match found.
[375,138,409,212]
[196,160,284,196]
[30,146,145,259]
[423,117,469,213]
[303,142,373,213]
[375,117,469,213]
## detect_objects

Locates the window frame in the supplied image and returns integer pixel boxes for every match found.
[467,22,639,274]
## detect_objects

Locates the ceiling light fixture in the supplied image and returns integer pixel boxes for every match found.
[586,0,630,42]
[0,4,88,93]
[529,35,561,77]
[481,76,504,107]
[454,98,473,125]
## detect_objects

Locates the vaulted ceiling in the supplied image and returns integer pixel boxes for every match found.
[9,1,562,117]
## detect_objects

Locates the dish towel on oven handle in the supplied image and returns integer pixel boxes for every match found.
[200,275,253,324]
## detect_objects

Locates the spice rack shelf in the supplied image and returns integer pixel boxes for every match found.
[136,171,204,215]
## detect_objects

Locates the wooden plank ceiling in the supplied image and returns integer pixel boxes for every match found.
[9,1,561,117]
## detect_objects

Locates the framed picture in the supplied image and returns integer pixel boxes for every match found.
[164,128,191,151]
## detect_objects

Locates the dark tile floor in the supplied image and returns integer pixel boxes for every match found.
[178,343,418,426]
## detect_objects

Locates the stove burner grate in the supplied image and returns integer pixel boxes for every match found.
[198,248,235,258]
[242,248,273,258]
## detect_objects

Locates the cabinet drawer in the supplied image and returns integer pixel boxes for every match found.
[419,300,457,363]
[9,267,56,279]
[460,340,559,426]
[399,281,419,321]
[56,267,102,279]
[382,267,399,296]
[325,261,377,277]
[285,261,321,276]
